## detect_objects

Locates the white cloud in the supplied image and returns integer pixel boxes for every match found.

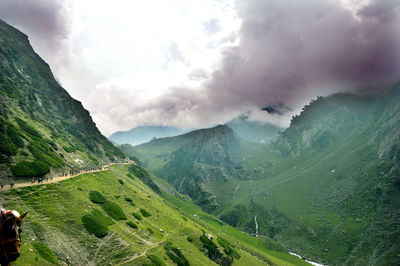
[2,0,399,136]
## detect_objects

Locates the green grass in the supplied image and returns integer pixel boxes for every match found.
[92,209,114,226]
[126,220,138,229]
[82,213,109,238]
[146,254,166,266]
[140,208,152,217]
[132,212,142,220]
[129,91,400,265]
[101,201,127,220]
[31,241,58,265]
[15,118,42,138]
[89,190,107,204]
[156,175,309,265]
[164,241,190,266]
[81,209,114,238]
[1,165,306,265]
[11,160,50,177]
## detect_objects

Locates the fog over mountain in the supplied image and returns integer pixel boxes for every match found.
[1,0,399,135]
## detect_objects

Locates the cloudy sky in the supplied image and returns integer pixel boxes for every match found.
[1,0,400,136]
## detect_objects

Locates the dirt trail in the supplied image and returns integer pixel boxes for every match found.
[1,161,134,191]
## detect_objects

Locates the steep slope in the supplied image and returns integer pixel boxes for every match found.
[129,86,400,265]
[0,164,308,266]
[124,125,246,212]
[224,88,400,265]
[0,20,125,182]
[109,126,189,146]
[226,115,283,144]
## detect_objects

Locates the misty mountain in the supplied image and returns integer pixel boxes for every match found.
[123,125,246,212]
[109,125,188,146]
[128,86,400,265]
[0,19,126,182]
[226,115,283,144]
[0,20,306,266]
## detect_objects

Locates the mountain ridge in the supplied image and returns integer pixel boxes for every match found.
[129,86,400,265]
[109,125,189,146]
[0,19,125,182]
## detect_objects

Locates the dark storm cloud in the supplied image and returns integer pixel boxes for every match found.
[0,0,69,55]
[206,0,400,110]
[104,0,400,132]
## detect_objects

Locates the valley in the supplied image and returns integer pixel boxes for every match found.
[0,164,307,265]
[0,5,399,265]
[0,18,310,265]
[125,88,400,265]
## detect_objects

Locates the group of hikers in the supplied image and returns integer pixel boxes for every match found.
[0,183,13,189]
[0,164,110,191]
[0,161,133,191]
[30,177,53,184]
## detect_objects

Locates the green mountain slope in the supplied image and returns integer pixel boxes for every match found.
[0,19,310,266]
[0,164,308,265]
[129,87,400,265]
[0,19,125,182]
[124,125,248,212]
[109,125,188,146]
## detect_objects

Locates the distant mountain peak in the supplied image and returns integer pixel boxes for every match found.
[109,125,189,146]
[261,103,291,115]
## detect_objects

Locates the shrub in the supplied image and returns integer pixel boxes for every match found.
[62,145,75,153]
[89,190,107,204]
[127,173,134,179]
[82,214,109,238]
[126,221,138,229]
[132,212,142,220]
[118,179,124,185]
[0,137,17,155]
[147,254,166,266]
[147,227,154,235]
[101,201,127,220]
[125,197,135,206]
[92,209,114,226]
[164,242,189,266]
[31,241,58,264]
[124,197,133,202]
[140,208,151,217]
[15,118,42,138]
[11,160,50,177]
[200,234,222,261]
[217,237,240,260]
[87,154,99,165]
[186,236,194,242]
[7,124,24,147]
[28,141,64,167]
[128,164,161,194]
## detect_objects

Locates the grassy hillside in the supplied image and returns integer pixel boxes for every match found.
[0,164,308,265]
[0,19,126,182]
[124,125,247,212]
[128,87,400,265]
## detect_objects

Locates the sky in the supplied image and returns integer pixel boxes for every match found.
[1,0,400,136]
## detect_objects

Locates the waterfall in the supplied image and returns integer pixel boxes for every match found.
[254,216,259,237]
